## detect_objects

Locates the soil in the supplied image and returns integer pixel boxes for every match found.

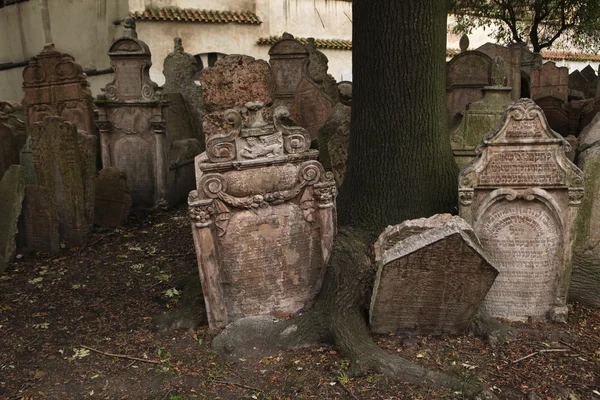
[1,203,599,400]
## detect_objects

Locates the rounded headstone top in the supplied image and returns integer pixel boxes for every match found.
[459,34,469,52]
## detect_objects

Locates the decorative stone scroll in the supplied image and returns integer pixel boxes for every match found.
[189,102,337,328]
[22,43,95,136]
[459,98,584,322]
[370,214,498,335]
[96,19,201,208]
[268,32,309,110]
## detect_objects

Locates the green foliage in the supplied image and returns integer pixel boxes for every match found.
[450,0,600,52]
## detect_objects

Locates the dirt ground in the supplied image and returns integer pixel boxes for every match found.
[1,204,599,400]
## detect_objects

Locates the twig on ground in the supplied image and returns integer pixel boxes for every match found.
[512,352,538,364]
[559,340,582,353]
[81,345,162,364]
[512,348,569,364]
[339,380,360,400]
[211,379,263,392]
[537,348,568,353]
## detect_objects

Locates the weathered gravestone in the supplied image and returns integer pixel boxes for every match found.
[94,167,132,227]
[369,214,498,335]
[0,165,26,273]
[446,37,493,121]
[292,38,338,140]
[30,117,96,247]
[22,43,96,136]
[0,101,27,182]
[569,70,593,100]
[476,42,522,101]
[569,114,600,306]
[96,19,201,208]
[459,98,584,321]
[530,62,570,136]
[162,37,205,149]
[189,102,337,328]
[17,185,60,255]
[269,32,309,110]
[450,56,513,168]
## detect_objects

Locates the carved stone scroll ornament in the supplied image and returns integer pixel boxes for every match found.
[205,109,242,163]
[273,106,312,154]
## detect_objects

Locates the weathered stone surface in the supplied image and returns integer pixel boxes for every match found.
[94,167,132,227]
[476,42,522,100]
[446,50,492,120]
[162,37,205,149]
[0,101,27,182]
[269,32,309,110]
[0,165,25,271]
[22,43,95,137]
[189,103,336,328]
[30,117,96,247]
[459,98,583,321]
[291,39,337,140]
[201,54,274,114]
[17,185,60,255]
[318,102,351,186]
[569,70,594,99]
[530,62,569,102]
[450,57,513,168]
[369,214,498,335]
[533,96,570,136]
[96,21,201,209]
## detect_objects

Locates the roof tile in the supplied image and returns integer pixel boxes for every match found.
[257,36,352,50]
[130,7,261,25]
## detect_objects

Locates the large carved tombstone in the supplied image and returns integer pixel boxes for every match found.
[446,38,493,121]
[30,117,96,246]
[0,102,27,181]
[476,42,521,100]
[96,19,200,208]
[268,33,309,110]
[189,102,337,328]
[22,43,95,136]
[459,99,584,322]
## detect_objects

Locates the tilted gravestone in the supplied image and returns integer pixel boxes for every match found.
[370,214,498,335]
[459,98,584,322]
[269,32,309,110]
[291,39,338,141]
[22,43,96,137]
[569,70,593,100]
[450,56,513,169]
[0,101,27,182]
[30,117,96,246]
[17,185,60,255]
[94,167,132,227]
[96,19,201,209]
[162,37,205,149]
[0,165,26,273]
[189,102,337,328]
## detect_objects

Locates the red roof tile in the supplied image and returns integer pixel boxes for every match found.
[130,7,261,25]
[257,36,352,50]
[541,51,600,62]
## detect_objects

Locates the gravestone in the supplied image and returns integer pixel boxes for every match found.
[268,32,309,110]
[530,62,569,102]
[476,42,522,100]
[569,70,593,99]
[291,39,337,140]
[94,167,132,227]
[96,19,201,208]
[189,102,337,328]
[22,43,96,136]
[17,185,60,255]
[446,45,493,120]
[30,117,96,247]
[162,37,205,149]
[450,56,513,168]
[0,165,26,273]
[459,98,584,322]
[0,101,27,181]
[370,214,498,335]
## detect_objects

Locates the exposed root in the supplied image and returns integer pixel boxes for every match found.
[468,307,514,348]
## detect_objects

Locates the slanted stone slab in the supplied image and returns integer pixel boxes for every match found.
[530,62,569,102]
[17,185,60,255]
[190,102,336,328]
[0,165,25,272]
[0,101,27,182]
[94,167,132,227]
[459,98,584,322]
[370,215,498,335]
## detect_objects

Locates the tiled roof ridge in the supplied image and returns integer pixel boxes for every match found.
[129,7,262,25]
[541,50,600,62]
[257,36,352,50]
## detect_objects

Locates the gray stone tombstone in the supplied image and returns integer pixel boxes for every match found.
[0,101,27,182]
[268,32,309,110]
[94,167,132,227]
[476,42,522,100]
[189,102,337,328]
[459,98,584,322]
[0,165,25,273]
[96,20,201,209]
[370,214,498,335]
[17,185,60,255]
[569,70,593,99]
[30,117,96,247]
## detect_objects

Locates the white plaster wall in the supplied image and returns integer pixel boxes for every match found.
[0,67,25,101]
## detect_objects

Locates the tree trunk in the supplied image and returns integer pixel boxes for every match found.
[338,0,459,238]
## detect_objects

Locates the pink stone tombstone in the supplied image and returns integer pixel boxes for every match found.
[189,102,337,328]
[268,33,309,110]
[530,62,569,102]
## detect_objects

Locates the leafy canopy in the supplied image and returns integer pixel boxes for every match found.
[450,0,600,53]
